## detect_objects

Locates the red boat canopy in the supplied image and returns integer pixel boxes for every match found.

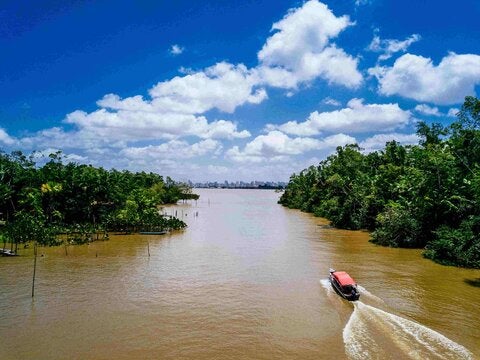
[333,271,356,286]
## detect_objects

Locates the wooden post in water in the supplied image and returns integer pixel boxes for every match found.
[32,241,37,298]
[147,241,150,257]
[64,240,68,256]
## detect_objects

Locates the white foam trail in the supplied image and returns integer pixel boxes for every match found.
[319,278,333,294]
[343,301,473,360]
[356,285,384,304]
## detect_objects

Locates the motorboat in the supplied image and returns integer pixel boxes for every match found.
[139,230,168,235]
[329,268,360,301]
[1,249,17,256]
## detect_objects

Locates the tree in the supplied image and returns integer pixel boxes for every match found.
[279,96,480,268]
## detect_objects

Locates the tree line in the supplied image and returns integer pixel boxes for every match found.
[279,96,480,268]
[0,151,197,252]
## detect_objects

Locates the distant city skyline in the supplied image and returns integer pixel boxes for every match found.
[1,0,479,182]
[191,180,286,189]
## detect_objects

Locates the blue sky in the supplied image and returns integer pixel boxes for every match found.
[1,0,479,182]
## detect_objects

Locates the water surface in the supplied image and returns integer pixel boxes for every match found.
[0,189,479,359]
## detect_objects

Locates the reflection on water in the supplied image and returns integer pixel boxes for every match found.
[0,189,479,359]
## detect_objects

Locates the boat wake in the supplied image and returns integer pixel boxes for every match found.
[320,279,473,359]
[343,301,473,360]
[356,285,383,303]
[319,278,334,294]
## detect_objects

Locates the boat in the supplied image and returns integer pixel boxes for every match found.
[329,268,360,301]
[139,230,168,235]
[1,249,18,257]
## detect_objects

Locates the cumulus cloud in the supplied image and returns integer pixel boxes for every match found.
[414,104,442,117]
[63,110,249,142]
[226,131,355,163]
[257,0,362,89]
[269,98,412,136]
[368,33,420,61]
[149,62,266,114]
[369,52,480,105]
[18,110,250,154]
[359,133,420,153]
[19,127,109,150]
[170,44,184,55]
[0,128,15,145]
[121,139,222,160]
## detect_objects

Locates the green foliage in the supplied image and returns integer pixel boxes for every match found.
[371,202,421,247]
[4,211,59,247]
[424,216,480,268]
[0,151,193,248]
[280,96,480,268]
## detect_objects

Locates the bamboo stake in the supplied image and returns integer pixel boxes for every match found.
[147,241,150,257]
[32,241,37,298]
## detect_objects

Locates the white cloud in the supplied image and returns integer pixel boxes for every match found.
[359,133,420,153]
[226,131,355,163]
[447,108,459,117]
[414,104,442,117]
[206,165,230,176]
[29,148,89,166]
[368,33,420,61]
[94,62,266,117]
[269,98,412,136]
[257,0,362,89]
[19,126,110,150]
[149,62,266,114]
[355,0,371,6]
[64,110,249,142]
[322,97,341,106]
[121,139,222,160]
[170,44,184,55]
[17,110,250,153]
[369,52,480,105]
[0,128,15,145]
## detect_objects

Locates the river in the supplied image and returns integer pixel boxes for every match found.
[0,189,479,359]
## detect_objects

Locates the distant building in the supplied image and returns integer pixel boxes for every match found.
[193,180,286,189]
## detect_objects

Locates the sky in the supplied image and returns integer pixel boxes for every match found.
[1,0,479,182]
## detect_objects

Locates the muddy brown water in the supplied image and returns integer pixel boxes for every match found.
[0,189,479,359]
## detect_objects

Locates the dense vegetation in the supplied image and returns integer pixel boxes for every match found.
[279,96,480,268]
[0,152,196,251]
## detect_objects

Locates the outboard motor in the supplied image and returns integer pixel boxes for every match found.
[350,287,356,297]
